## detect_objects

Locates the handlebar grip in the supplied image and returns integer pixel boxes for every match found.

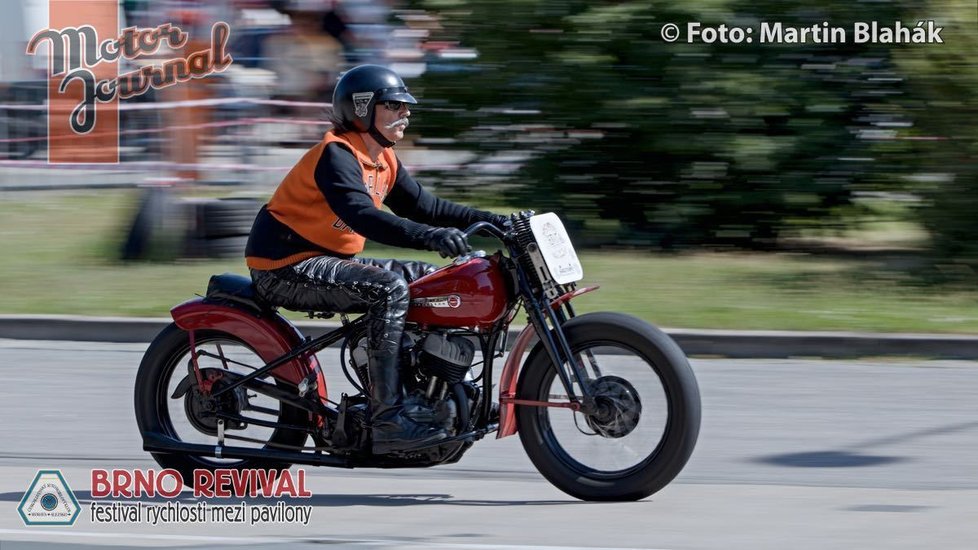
[463,221,504,239]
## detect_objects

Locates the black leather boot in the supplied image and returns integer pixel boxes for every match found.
[368,352,448,454]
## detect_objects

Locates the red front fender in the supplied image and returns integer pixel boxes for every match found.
[496,285,600,438]
[497,324,537,438]
[170,298,328,404]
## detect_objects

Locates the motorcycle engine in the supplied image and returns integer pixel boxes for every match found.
[400,330,477,430]
[331,327,482,462]
[345,329,479,435]
[416,331,476,384]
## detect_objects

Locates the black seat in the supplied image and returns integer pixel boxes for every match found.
[205,273,336,319]
[206,273,334,319]
[205,273,265,312]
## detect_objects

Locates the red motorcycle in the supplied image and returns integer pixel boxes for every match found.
[134,212,701,501]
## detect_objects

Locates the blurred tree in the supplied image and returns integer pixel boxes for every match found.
[410,0,920,248]
[893,1,978,272]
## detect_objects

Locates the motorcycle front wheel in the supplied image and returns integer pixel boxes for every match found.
[134,324,310,482]
[516,312,701,501]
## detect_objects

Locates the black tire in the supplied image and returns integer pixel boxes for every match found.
[134,324,309,483]
[182,235,249,259]
[516,312,701,501]
[203,235,250,258]
[198,198,260,239]
[120,188,167,260]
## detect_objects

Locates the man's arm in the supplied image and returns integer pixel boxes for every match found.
[386,159,502,229]
[315,144,431,248]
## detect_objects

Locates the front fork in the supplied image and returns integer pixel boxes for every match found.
[520,283,602,415]
[496,284,603,438]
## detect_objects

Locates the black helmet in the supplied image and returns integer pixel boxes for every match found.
[331,64,417,144]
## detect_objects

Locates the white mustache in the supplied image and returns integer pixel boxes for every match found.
[385,118,410,130]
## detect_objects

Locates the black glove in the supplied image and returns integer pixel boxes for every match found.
[424,227,471,258]
[487,214,512,231]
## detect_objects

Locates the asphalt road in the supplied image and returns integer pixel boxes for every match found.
[0,339,975,549]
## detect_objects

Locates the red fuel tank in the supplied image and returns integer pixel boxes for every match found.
[407,255,509,329]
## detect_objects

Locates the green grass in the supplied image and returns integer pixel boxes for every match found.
[573,252,978,333]
[2,189,978,333]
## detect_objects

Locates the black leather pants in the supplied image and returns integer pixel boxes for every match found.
[252,256,448,449]
[251,256,436,359]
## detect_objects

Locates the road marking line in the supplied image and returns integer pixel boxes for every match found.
[0,528,287,543]
[0,529,669,549]
[406,544,670,550]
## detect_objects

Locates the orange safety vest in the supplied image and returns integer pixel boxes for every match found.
[266,131,399,257]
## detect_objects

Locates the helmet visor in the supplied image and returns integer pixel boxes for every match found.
[376,87,418,104]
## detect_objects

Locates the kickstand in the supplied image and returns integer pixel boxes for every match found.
[333,394,349,447]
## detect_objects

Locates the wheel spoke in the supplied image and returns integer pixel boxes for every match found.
[137,326,314,481]
[514,314,700,501]
[160,334,307,463]
[578,350,604,378]
[195,349,262,371]
[540,344,667,473]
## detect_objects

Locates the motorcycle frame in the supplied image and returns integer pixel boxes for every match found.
[184,302,511,436]
[170,220,601,450]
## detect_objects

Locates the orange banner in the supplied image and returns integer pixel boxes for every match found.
[26,5,234,166]
[45,0,119,163]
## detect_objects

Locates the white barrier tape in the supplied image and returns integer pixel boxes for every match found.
[0,117,333,143]
[244,98,332,108]
[0,104,47,111]
[0,136,46,144]
[0,159,464,172]
[106,97,331,111]
[249,117,333,126]
[0,159,293,171]
[0,97,331,111]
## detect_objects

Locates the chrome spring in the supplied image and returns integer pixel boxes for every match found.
[511,213,545,293]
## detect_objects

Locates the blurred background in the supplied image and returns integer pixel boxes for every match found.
[1,0,976,332]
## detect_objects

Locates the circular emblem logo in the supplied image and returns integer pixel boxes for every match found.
[40,493,58,511]
[447,295,462,308]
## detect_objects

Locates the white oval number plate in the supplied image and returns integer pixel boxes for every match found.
[529,213,584,284]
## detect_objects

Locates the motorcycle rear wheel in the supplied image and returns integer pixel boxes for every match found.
[516,312,701,501]
[134,324,310,482]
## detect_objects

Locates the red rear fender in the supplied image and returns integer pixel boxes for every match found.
[170,298,327,403]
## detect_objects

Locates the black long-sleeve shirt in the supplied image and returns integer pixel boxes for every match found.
[246,142,495,268]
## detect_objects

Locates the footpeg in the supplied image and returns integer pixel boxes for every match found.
[297,372,318,398]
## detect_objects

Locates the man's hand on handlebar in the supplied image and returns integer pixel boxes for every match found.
[424,227,472,258]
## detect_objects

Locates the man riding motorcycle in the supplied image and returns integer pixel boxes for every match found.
[245,64,507,454]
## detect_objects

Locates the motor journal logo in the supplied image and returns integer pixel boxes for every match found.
[88,469,314,526]
[23,0,232,163]
[26,22,231,134]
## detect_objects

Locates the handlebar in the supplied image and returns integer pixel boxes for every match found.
[463,221,507,240]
